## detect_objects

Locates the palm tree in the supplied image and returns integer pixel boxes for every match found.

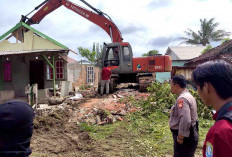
[180,18,230,46]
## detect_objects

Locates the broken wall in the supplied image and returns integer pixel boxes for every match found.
[0,55,29,97]
[175,68,194,80]
[0,54,68,97]
[67,61,82,83]
[74,64,100,88]
[60,81,73,97]
[0,90,15,104]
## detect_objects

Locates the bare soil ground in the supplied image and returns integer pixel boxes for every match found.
[30,88,205,157]
[31,92,142,157]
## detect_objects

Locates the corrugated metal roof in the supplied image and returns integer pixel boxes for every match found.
[0,49,69,56]
[166,46,206,60]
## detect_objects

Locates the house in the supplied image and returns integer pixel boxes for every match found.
[0,22,72,103]
[67,58,100,90]
[186,40,232,66]
[165,46,206,80]
[0,22,101,104]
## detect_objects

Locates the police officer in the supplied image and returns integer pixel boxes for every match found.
[169,75,198,157]
[193,60,232,157]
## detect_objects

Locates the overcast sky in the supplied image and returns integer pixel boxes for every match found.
[1,0,232,60]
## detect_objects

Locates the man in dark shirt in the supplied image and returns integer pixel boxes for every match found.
[192,60,232,157]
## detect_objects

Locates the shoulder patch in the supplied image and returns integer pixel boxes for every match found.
[206,142,213,157]
[177,99,184,109]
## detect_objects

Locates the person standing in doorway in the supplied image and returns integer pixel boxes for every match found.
[192,60,232,157]
[100,63,111,96]
[169,75,199,157]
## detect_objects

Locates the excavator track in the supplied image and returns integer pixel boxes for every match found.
[109,78,117,93]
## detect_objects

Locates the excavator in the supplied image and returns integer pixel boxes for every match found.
[21,0,172,92]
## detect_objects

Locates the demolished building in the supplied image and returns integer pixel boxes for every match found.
[0,22,100,104]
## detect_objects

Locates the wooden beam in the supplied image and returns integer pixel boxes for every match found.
[58,53,68,62]
[41,54,54,69]
[53,56,56,96]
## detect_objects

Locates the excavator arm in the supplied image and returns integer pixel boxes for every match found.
[21,0,123,42]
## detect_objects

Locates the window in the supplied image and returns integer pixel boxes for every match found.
[105,47,120,66]
[87,66,94,84]
[56,60,64,79]
[107,48,114,60]
[123,46,130,62]
[46,60,64,80]
[3,61,12,82]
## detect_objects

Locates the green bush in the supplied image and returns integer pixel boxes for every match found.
[143,81,212,119]
[189,88,213,119]
[141,82,176,116]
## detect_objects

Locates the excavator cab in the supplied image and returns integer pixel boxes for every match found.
[102,42,133,74]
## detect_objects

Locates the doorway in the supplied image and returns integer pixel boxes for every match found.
[30,60,44,89]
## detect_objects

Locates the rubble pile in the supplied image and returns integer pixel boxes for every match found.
[114,89,150,100]
[79,88,98,98]
[35,89,150,126]
[69,89,150,125]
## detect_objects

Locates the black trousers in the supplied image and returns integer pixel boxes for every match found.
[171,124,199,157]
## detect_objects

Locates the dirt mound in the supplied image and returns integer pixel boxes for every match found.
[31,90,151,156]
[32,110,106,156]
[34,109,70,132]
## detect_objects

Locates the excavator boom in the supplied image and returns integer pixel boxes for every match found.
[21,0,123,43]
[20,0,172,93]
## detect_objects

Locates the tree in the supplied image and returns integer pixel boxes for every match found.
[202,45,212,54]
[142,50,159,56]
[78,42,103,67]
[180,18,230,46]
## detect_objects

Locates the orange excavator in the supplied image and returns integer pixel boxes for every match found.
[21,0,172,92]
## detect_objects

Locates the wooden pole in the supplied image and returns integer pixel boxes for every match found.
[53,56,56,96]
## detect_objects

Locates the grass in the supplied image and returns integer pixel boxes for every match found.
[83,122,123,140]
[127,110,174,156]
[31,86,214,157]
[79,109,214,157]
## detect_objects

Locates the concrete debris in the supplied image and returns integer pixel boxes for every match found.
[48,97,64,105]
[112,95,117,99]
[116,115,123,121]
[79,90,98,98]
[96,115,101,124]
[35,88,150,125]
[68,93,83,100]
[116,94,124,98]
